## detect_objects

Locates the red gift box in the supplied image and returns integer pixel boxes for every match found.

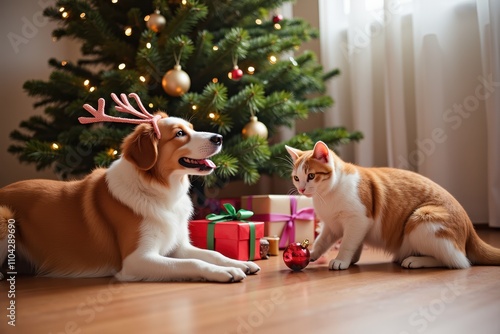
[189,220,264,261]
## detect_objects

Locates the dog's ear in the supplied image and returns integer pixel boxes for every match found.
[121,123,158,170]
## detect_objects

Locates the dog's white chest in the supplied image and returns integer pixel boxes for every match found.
[140,195,192,256]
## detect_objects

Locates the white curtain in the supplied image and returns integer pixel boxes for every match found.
[319,0,500,227]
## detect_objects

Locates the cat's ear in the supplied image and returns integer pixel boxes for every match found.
[285,145,304,163]
[313,141,330,163]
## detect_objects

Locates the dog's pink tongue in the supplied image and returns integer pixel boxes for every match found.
[204,159,216,168]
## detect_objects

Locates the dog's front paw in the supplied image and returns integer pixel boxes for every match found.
[240,261,260,275]
[329,259,350,270]
[223,259,260,275]
[206,266,247,283]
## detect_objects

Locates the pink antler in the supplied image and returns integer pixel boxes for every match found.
[79,93,162,138]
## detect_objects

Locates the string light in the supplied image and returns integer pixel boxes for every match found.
[181,0,187,5]
[107,148,118,157]
[255,19,262,25]
[111,0,118,3]
[51,143,60,150]
[118,63,126,70]
[289,56,298,66]
[83,79,90,86]
[268,55,278,64]
[191,105,198,111]
[247,66,255,74]
[212,46,219,51]
[80,13,86,19]
[274,23,282,30]
[146,42,151,49]
[148,103,154,108]
[89,86,96,92]
[124,26,132,36]
[144,15,150,22]
[212,78,218,83]
[62,12,69,19]
[208,112,216,119]
[61,60,68,66]
[139,76,146,82]
[59,7,65,12]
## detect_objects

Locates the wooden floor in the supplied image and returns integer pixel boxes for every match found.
[1,228,500,334]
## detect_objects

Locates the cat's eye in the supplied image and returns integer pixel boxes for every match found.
[307,173,315,181]
[293,175,299,182]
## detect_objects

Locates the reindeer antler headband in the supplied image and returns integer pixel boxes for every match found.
[79,93,162,139]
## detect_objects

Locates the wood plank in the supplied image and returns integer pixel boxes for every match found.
[1,229,499,334]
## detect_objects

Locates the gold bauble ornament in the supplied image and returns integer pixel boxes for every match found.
[242,116,268,139]
[162,64,191,96]
[146,10,166,33]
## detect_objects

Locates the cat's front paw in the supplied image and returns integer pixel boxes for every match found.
[329,259,350,270]
[310,250,323,262]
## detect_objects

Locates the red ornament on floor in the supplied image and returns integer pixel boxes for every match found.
[283,239,310,271]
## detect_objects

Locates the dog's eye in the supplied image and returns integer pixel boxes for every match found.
[176,130,185,137]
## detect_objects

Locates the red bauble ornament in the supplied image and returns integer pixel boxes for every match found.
[230,66,244,81]
[283,239,310,271]
[272,14,283,24]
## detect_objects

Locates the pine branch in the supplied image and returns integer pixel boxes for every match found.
[195,27,249,82]
[160,1,208,41]
[223,135,270,184]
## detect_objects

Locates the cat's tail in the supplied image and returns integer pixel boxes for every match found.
[466,228,500,266]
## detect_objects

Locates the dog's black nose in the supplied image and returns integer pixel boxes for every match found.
[210,134,223,146]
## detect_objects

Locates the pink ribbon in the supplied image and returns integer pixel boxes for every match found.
[247,196,315,248]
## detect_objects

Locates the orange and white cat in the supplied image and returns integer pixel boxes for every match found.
[286,141,500,270]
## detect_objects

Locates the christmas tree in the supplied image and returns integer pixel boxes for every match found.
[9,0,362,191]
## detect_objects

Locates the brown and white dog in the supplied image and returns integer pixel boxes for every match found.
[0,94,260,282]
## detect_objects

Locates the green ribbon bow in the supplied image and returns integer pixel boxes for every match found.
[205,203,257,260]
